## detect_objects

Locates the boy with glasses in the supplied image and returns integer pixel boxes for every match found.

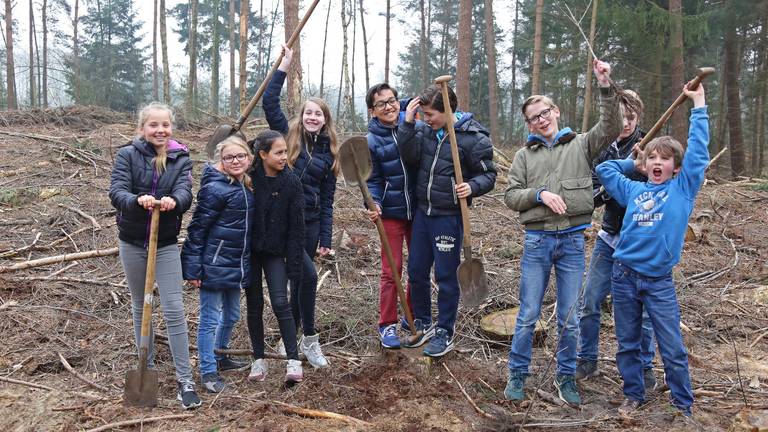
[503,60,621,405]
[364,83,417,348]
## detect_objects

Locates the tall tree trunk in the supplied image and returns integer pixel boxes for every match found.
[228,0,236,115]
[581,0,598,131]
[72,0,79,105]
[752,8,768,175]
[211,0,220,114]
[483,0,499,145]
[714,46,728,172]
[33,5,40,107]
[384,0,390,83]
[187,0,199,115]
[152,0,158,100]
[669,0,686,145]
[341,0,353,127]
[256,0,264,79]
[41,0,47,107]
[508,0,519,143]
[531,0,544,95]
[239,0,249,112]
[419,0,428,89]
[351,0,357,116]
[569,36,579,127]
[724,27,746,177]
[284,0,302,118]
[319,0,331,98]
[4,0,17,109]
[456,0,471,109]
[28,0,35,107]
[160,0,170,104]
[358,0,370,93]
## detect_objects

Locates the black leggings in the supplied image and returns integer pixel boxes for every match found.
[246,254,299,360]
[290,219,320,336]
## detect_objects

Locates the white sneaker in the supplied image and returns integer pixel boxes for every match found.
[275,338,287,357]
[248,358,267,381]
[300,334,329,368]
[285,359,303,383]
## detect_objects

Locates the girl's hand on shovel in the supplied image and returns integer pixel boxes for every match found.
[592,59,612,88]
[158,196,177,212]
[455,182,472,199]
[278,43,294,72]
[137,194,158,210]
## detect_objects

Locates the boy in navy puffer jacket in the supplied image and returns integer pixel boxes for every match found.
[182,136,255,394]
[397,83,497,357]
[364,83,418,349]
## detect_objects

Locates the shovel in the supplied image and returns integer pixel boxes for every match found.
[123,201,161,407]
[435,75,488,309]
[339,137,418,343]
[206,0,321,157]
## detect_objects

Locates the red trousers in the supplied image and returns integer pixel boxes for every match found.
[378,218,414,327]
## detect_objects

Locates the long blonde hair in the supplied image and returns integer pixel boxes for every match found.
[137,102,175,174]
[213,136,254,191]
[285,97,340,176]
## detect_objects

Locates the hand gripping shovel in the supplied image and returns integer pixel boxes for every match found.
[435,75,488,309]
[124,201,161,407]
[339,137,419,343]
[206,0,321,157]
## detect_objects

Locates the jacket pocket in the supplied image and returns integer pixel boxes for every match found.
[560,177,594,216]
[212,239,224,264]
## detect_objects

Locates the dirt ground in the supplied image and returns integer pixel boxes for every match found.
[0,107,766,431]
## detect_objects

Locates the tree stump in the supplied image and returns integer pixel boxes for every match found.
[728,408,768,432]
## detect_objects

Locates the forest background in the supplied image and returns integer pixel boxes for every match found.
[1,0,767,179]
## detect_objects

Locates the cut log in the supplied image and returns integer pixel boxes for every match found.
[480,307,546,340]
[728,408,768,432]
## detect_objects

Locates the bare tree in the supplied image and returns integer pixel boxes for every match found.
[229,0,236,115]
[319,0,331,98]
[72,0,79,105]
[385,0,390,82]
[29,0,35,107]
[484,0,499,145]
[239,0,249,112]
[351,0,356,113]
[284,0,302,118]
[581,0,598,131]
[210,0,220,114]
[152,0,158,100]
[40,0,48,107]
[531,0,544,95]
[358,0,369,93]
[4,0,17,109]
[508,0,520,142]
[669,0,686,145]
[755,8,768,174]
[160,0,170,104]
[187,0,199,114]
[725,27,746,177]
[456,0,471,109]
[337,0,353,125]
[419,0,428,89]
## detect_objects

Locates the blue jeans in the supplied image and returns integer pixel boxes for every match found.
[508,231,585,376]
[198,288,241,375]
[408,209,462,336]
[578,237,655,367]
[612,261,693,414]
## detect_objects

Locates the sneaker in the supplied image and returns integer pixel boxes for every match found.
[275,338,287,357]
[300,334,329,368]
[423,327,453,357]
[618,398,642,416]
[643,368,657,392]
[554,374,582,406]
[402,319,435,348]
[504,371,527,401]
[285,359,304,383]
[217,356,248,371]
[400,316,412,333]
[176,381,202,410]
[575,359,599,380]
[378,324,401,349]
[201,372,226,393]
[248,358,267,381]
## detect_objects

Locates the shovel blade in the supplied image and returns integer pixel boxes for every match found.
[458,258,488,309]
[123,368,159,407]
[206,125,247,158]
[339,136,372,186]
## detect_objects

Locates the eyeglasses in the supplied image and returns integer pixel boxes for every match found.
[526,108,552,124]
[222,153,248,164]
[373,97,398,110]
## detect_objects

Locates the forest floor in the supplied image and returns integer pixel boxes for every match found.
[0,107,767,431]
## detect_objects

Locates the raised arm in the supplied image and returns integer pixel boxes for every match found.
[262,44,293,134]
[581,60,622,161]
[395,97,423,164]
[677,82,709,198]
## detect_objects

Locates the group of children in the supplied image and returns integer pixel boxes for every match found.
[109,40,708,418]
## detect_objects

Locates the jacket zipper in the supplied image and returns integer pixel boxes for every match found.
[450,177,458,205]
[427,134,448,215]
[392,130,412,220]
[299,135,315,180]
[239,183,249,289]
[383,181,390,200]
[212,239,224,264]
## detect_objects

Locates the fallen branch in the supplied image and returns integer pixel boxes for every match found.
[0,375,102,400]
[0,246,119,273]
[706,147,728,170]
[58,352,112,393]
[13,276,126,288]
[749,328,768,349]
[58,203,102,230]
[84,414,194,432]
[442,363,495,419]
[0,232,42,258]
[271,400,371,426]
[214,348,307,361]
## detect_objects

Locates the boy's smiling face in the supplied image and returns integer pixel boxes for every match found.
[644,149,680,184]
[422,105,447,131]
[369,89,399,126]
[524,101,560,140]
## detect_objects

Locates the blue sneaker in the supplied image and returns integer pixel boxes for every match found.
[402,319,435,348]
[400,316,412,333]
[554,374,582,406]
[378,324,401,349]
[504,371,527,401]
[423,327,453,357]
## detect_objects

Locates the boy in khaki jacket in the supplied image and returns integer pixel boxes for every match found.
[503,60,621,405]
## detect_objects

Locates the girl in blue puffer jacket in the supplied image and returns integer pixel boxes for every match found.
[181,135,255,394]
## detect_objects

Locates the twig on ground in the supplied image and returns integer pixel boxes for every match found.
[58,352,112,393]
[0,375,103,400]
[442,362,495,419]
[84,414,194,432]
[58,203,102,230]
[271,400,372,426]
[723,322,749,408]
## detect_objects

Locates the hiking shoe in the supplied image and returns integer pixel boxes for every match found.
[378,324,401,349]
[275,338,287,357]
[575,359,599,380]
[644,368,657,392]
[285,359,304,383]
[618,398,643,416]
[504,371,527,401]
[248,358,267,381]
[201,372,225,393]
[423,327,453,357]
[217,356,248,371]
[300,334,329,368]
[554,374,582,406]
[402,319,435,348]
[176,381,202,410]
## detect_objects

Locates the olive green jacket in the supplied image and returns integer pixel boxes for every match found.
[505,86,622,231]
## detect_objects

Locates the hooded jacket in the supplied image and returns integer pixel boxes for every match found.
[181,164,255,291]
[109,138,193,248]
[396,112,497,216]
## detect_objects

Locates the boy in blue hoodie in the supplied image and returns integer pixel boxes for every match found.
[596,81,707,417]
[397,83,496,357]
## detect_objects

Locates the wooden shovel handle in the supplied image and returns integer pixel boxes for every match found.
[138,203,161,362]
[635,67,715,151]
[233,0,321,131]
[435,76,472,247]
